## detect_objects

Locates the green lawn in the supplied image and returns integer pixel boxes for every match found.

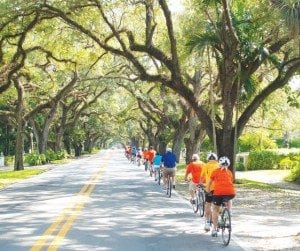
[235,178,281,191]
[0,169,44,189]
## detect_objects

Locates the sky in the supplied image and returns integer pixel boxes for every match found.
[290,76,300,91]
[169,0,185,13]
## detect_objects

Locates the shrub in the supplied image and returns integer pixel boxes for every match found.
[4,156,14,166]
[284,161,300,183]
[290,138,300,148]
[25,153,46,166]
[246,150,278,170]
[45,150,67,162]
[45,150,56,162]
[278,157,294,169]
[239,132,277,152]
[235,161,245,171]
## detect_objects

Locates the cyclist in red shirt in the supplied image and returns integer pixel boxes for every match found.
[184,154,204,204]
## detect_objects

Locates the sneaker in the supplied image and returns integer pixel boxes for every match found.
[211,230,218,237]
[204,222,210,232]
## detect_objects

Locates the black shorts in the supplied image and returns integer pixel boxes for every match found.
[205,191,214,203]
[212,195,235,206]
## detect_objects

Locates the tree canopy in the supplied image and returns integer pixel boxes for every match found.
[0,0,299,171]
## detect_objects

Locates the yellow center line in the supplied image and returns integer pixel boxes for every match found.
[30,159,108,251]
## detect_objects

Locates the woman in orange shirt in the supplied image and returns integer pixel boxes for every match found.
[184,154,204,204]
[207,156,235,237]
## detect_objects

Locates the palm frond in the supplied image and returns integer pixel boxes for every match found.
[271,0,300,36]
[186,33,220,53]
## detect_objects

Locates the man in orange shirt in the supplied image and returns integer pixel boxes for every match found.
[143,148,149,171]
[184,154,203,204]
[207,156,235,237]
[147,146,156,164]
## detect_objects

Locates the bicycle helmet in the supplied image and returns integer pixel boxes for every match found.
[218,156,230,167]
[192,154,199,161]
[207,152,217,160]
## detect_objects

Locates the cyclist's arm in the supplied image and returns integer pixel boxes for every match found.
[206,178,213,193]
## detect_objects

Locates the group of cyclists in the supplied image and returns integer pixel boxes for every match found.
[125,145,177,189]
[124,145,235,238]
[184,152,235,238]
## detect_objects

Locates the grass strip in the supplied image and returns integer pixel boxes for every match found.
[235,178,281,191]
[0,169,44,189]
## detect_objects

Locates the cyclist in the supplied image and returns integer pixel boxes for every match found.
[143,148,149,171]
[147,146,156,174]
[207,156,235,237]
[153,152,162,181]
[184,154,204,204]
[131,146,137,163]
[161,148,177,189]
[201,152,219,231]
[136,147,143,166]
[125,146,130,159]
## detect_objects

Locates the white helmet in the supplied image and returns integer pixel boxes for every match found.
[192,154,199,161]
[218,156,230,167]
[207,152,217,160]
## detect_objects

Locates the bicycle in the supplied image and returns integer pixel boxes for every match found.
[165,173,172,198]
[192,184,205,217]
[217,199,232,246]
[157,167,163,185]
[137,156,142,166]
[149,162,154,177]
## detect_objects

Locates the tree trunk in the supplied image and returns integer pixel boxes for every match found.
[73,143,82,157]
[172,118,188,162]
[216,128,236,179]
[84,138,93,153]
[14,122,24,171]
[157,140,167,155]
[54,128,64,152]
[63,133,71,155]
[39,105,58,153]
[14,78,25,171]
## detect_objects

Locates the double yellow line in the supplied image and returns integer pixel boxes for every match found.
[31,163,107,251]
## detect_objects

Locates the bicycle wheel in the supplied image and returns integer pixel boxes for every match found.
[198,190,205,217]
[166,177,172,197]
[192,191,199,213]
[158,170,161,185]
[221,207,231,246]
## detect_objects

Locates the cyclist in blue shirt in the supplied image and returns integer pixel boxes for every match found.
[162,148,177,189]
[153,152,162,181]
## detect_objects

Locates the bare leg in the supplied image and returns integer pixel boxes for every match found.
[212,204,220,230]
[205,202,212,221]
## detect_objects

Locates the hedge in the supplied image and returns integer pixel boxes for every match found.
[246,150,278,170]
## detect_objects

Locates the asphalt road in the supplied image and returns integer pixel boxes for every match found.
[0,149,245,251]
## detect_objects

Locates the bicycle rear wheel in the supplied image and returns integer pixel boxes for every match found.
[192,191,199,213]
[198,190,205,217]
[221,207,231,246]
[166,177,172,198]
[158,170,161,185]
